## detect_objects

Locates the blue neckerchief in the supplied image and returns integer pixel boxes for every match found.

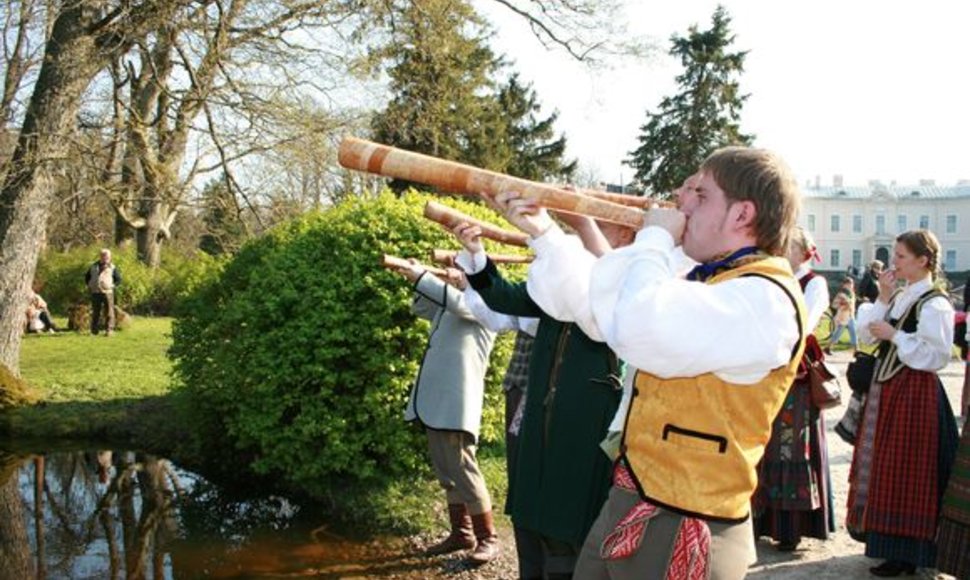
[686,246,760,282]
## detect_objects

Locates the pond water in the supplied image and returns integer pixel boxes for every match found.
[0,450,411,579]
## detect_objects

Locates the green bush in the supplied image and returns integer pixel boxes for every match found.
[169,190,525,496]
[35,245,223,315]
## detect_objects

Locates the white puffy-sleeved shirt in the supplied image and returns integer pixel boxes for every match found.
[855,277,954,372]
[526,224,800,385]
[795,264,830,332]
[463,287,539,337]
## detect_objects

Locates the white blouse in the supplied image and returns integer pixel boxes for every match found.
[795,264,830,332]
[855,277,954,372]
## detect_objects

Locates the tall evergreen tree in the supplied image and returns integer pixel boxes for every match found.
[627,6,752,196]
[497,73,576,183]
[370,0,574,191]
[371,0,502,191]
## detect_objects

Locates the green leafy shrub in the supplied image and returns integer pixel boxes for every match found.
[35,245,223,315]
[169,190,526,496]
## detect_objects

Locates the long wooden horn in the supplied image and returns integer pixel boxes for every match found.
[424,201,529,248]
[381,254,447,277]
[430,249,533,266]
[579,188,675,209]
[339,137,646,228]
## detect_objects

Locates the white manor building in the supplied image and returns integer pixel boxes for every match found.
[799,177,970,275]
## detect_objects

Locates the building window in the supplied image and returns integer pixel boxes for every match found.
[830,249,840,267]
[831,214,840,233]
[807,214,816,232]
[947,215,957,234]
[945,250,957,271]
[852,249,862,269]
[897,214,907,233]
[876,215,886,235]
[852,214,862,233]
[919,215,930,229]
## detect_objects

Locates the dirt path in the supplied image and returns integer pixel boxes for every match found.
[344,352,965,579]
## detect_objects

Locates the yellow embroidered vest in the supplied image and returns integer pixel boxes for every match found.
[621,257,807,522]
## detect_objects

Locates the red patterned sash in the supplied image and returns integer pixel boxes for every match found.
[601,463,711,580]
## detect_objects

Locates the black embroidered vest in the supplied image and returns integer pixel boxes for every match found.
[872,288,945,383]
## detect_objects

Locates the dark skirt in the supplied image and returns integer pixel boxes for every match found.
[938,423,970,578]
[846,368,959,567]
[753,379,835,543]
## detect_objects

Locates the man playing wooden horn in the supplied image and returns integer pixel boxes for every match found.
[449,215,624,580]
[388,259,502,564]
[493,147,806,579]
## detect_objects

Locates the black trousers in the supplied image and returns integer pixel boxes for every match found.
[90,292,114,334]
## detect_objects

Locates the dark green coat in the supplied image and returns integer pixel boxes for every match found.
[468,259,621,546]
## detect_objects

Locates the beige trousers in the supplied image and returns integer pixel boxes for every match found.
[426,429,492,515]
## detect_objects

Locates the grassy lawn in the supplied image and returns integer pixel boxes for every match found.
[19,317,174,402]
[4,317,178,445]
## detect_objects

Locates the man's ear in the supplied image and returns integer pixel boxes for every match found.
[730,200,757,231]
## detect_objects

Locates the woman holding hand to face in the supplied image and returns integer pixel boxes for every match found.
[846,230,960,577]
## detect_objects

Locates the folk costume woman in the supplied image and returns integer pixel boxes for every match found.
[752,227,836,551]
[846,230,960,577]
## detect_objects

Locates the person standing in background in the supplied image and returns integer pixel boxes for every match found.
[85,249,122,336]
[857,260,883,307]
[827,277,858,354]
[753,226,835,552]
[392,262,501,564]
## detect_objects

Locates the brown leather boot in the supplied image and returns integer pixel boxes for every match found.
[424,504,475,556]
[467,510,500,564]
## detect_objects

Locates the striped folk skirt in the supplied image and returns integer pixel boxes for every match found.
[753,379,835,543]
[938,422,970,578]
[846,368,960,567]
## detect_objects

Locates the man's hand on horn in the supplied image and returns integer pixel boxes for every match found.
[492,191,553,239]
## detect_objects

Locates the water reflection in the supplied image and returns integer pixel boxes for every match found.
[0,449,329,579]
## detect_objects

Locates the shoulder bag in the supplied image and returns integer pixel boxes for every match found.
[845,351,876,395]
[807,358,842,409]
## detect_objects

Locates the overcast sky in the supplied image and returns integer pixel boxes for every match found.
[476,0,970,189]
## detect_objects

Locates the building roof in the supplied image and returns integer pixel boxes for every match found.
[803,184,970,200]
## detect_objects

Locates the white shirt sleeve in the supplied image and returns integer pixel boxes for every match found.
[455,249,488,275]
[526,224,605,341]
[589,227,800,384]
[892,296,954,371]
[855,300,888,345]
[802,275,830,332]
[463,287,520,333]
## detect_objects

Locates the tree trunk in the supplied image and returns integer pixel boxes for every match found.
[0,453,32,579]
[0,6,107,376]
[136,219,164,269]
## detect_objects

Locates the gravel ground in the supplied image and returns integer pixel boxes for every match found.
[327,352,966,579]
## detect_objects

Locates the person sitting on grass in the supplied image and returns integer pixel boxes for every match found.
[25,291,57,334]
